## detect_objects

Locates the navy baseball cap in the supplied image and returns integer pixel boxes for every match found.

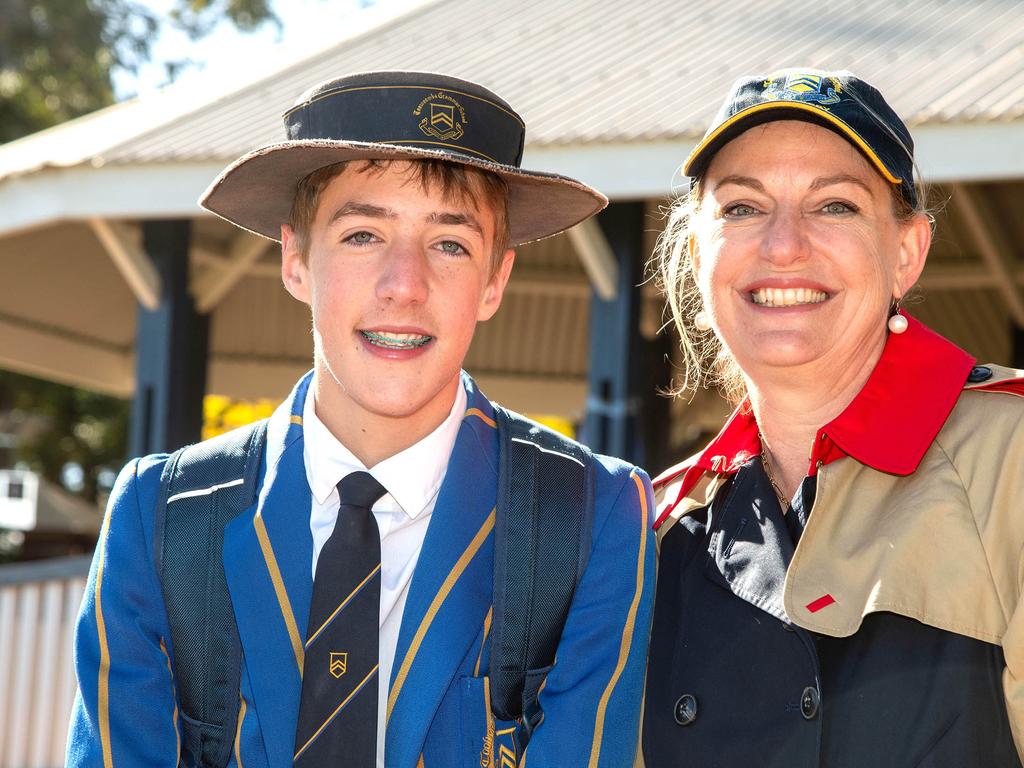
[684,69,918,208]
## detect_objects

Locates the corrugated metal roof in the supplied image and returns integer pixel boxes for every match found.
[2,0,1022,180]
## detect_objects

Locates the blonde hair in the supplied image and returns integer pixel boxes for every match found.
[288,159,511,275]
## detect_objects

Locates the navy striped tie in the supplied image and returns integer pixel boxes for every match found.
[294,471,387,766]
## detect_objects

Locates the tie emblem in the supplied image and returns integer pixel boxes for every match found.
[329,652,348,678]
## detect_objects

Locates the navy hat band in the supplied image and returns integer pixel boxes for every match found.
[284,84,526,168]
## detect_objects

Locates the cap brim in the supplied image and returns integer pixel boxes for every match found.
[683,101,903,185]
[199,140,607,246]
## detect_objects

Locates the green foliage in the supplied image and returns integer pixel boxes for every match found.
[171,0,280,39]
[0,370,129,504]
[0,0,277,143]
[0,0,156,141]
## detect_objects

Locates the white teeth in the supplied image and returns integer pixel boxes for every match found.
[361,331,432,349]
[751,288,828,307]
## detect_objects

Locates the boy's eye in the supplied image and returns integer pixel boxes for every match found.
[347,231,375,244]
[438,240,467,255]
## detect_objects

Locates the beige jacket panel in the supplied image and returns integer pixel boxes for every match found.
[782,378,1024,756]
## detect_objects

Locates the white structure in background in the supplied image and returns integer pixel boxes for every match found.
[0,469,101,537]
[0,469,36,531]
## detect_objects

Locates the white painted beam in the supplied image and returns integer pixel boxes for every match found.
[0,316,134,397]
[0,162,226,238]
[566,218,618,300]
[950,183,1024,326]
[192,234,271,313]
[87,218,162,310]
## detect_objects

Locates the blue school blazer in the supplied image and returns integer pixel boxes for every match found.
[67,371,655,767]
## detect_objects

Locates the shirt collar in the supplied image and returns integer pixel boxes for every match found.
[302,380,467,517]
[691,316,975,479]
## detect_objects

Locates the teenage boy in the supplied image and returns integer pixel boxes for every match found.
[67,71,654,768]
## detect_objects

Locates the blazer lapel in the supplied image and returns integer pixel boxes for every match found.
[223,373,314,768]
[385,374,498,767]
[704,460,795,624]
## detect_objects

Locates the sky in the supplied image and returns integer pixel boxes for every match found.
[114,0,423,101]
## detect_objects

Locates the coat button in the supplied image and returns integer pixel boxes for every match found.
[673,694,698,726]
[800,686,820,720]
[968,365,993,383]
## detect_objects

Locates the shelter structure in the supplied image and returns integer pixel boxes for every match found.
[1,0,1023,468]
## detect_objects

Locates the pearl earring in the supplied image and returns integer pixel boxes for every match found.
[888,308,908,334]
[694,311,711,331]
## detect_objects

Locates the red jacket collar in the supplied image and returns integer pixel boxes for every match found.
[654,318,975,527]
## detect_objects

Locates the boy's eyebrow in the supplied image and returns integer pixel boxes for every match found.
[427,211,484,238]
[326,204,483,237]
[327,201,396,224]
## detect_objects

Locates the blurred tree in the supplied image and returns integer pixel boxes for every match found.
[0,370,128,504]
[0,0,279,142]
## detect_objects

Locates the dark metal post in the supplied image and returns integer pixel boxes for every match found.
[582,202,646,465]
[129,220,208,457]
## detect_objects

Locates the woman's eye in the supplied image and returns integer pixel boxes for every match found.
[346,231,376,245]
[724,203,757,217]
[822,201,856,214]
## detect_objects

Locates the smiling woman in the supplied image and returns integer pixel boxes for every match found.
[642,69,1024,767]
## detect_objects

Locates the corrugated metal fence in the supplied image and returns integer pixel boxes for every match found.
[0,555,91,767]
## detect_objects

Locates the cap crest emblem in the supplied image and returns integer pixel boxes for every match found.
[766,74,842,106]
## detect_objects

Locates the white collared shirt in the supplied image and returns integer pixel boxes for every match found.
[302,382,466,767]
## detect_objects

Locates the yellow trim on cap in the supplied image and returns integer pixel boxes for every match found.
[685,101,903,185]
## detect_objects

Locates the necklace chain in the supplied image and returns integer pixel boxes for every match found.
[758,433,789,511]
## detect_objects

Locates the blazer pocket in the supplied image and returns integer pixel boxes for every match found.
[461,676,520,768]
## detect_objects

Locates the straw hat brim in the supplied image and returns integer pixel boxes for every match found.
[199,140,608,246]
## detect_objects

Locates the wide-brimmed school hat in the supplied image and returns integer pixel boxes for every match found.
[199,70,608,246]
[684,68,918,208]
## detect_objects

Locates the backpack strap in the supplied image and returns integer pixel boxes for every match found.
[489,404,596,742]
[154,419,267,768]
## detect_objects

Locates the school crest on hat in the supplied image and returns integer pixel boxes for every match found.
[415,91,466,142]
[765,73,842,106]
